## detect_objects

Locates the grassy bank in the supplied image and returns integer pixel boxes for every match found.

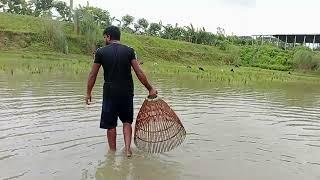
[0,13,320,84]
[0,13,237,65]
[1,51,319,85]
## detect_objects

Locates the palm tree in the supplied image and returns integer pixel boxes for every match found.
[184,23,196,43]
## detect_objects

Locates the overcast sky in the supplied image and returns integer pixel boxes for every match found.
[64,0,320,36]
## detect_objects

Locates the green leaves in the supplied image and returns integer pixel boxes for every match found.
[293,49,320,70]
[148,23,162,36]
[33,0,54,17]
[121,14,134,32]
[135,18,149,34]
[239,45,293,71]
[53,1,70,21]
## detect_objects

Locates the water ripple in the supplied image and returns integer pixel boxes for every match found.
[0,72,320,180]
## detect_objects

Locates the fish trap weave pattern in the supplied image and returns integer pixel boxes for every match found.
[134,96,186,153]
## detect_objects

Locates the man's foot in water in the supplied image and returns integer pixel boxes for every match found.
[126,148,132,157]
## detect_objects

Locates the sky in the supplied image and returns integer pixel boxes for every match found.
[63,0,320,36]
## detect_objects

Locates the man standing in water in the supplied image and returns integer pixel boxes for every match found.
[85,26,157,157]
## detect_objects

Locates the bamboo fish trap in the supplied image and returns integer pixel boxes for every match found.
[134,96,186,153]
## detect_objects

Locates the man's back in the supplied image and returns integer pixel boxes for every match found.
[86,25,157,157]
[94,43,136,97]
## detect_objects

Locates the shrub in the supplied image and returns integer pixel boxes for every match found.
[42,19,68,54]
[292,49,319,70]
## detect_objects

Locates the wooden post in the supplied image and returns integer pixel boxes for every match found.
[261,35,264,45]
[294,35,296,47]
[69,0,73,21]
[70,0,73,10]
[269,36,272,44]
[277,36,280,47]
[252,36,254,45]
[303,35,306,45]
[285,35,288,50]
[313,35,316,51]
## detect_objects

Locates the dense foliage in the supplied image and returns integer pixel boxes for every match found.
[0,0,319,71]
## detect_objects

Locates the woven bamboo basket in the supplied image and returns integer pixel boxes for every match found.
[134,96,186,153]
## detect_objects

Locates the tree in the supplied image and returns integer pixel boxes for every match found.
[21,1,34,15]
[217,27,225,37]
[73,6,104,53]
[161,24,173,39]
[137,18,149,33]
[3,0,33,15]
[161,23,185,40]
[184,23,196,43]
[86,7,111,27]
[133,18,148,34]
[133,23,140,33]
[77,6,111,27]
[53,1,70,21]
[33,0,54,17]
[113,17,121,27]
[73,6,111,35]
[196,27,209,45]
[0,0,8,12]
[7,0,20,14]
[171,24,186,41]
[121,14,134,31]
[7,0,23,14]
[148,22,162,36]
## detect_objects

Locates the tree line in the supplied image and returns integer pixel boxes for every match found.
[0,0,255,48]
[1,1,319,71]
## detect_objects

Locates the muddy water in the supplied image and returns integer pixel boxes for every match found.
[0,72,320,180]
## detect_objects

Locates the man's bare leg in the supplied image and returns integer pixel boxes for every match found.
[123,123,132,157]
[107,128,117,151]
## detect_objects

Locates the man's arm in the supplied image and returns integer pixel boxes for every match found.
[131,59,157,96]
[86,63,101,105]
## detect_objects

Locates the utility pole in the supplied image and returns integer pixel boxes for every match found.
[70,0,73,10]
[69,0,73,21]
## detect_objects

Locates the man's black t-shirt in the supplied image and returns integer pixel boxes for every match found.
[94,43,137,97]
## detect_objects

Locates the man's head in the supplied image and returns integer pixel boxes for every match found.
[103,26,121,45]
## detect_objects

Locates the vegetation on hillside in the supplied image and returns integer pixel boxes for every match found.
[1,51,319,85]
[0,0,319,72]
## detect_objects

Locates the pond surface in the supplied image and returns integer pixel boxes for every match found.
[0,72,320,180]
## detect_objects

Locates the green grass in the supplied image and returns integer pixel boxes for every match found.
[0,13,239,66]
[0,13,319,82]
[0,13,73,34]
[0,51,91,74]
[144,61,320,84]
[0,51,319,85]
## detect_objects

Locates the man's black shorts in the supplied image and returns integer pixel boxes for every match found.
[100,96,133,129]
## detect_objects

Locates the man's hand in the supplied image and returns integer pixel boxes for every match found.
[149,88,158,97]
[86,63,101,105]
[85,93,92,105]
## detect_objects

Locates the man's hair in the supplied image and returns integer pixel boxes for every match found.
[103,26,121,40]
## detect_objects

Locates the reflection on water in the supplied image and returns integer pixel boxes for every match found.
[0,72,320,180]
[95,151,181,180]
